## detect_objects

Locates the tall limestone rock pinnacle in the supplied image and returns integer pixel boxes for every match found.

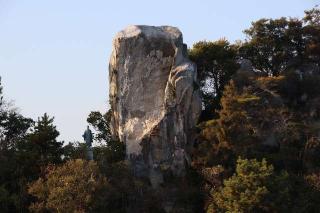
[109,25,201,187]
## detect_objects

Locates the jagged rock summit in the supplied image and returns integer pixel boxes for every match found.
[109,25,201,187]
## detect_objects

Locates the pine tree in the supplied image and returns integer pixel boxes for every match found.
[211,158,290,213]
[27,113,63,167]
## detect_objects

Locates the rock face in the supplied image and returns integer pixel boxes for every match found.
[109,25,201,186]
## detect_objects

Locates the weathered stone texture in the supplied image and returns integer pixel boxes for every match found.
[109,25,201,186]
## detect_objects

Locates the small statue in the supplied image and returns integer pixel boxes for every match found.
[82,126,93,147]
[82,126,93,160]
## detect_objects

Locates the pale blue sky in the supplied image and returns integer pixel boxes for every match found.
[0,0,317,142]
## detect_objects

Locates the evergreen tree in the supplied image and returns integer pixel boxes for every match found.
[189,39,239,120]
[210,158,290,213]
[0,77,33,212]
[87,110,125,164]
[26,113,63,167]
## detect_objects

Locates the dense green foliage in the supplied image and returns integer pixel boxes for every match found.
[0,78,64,211]
[87,110,125,164]
[210,158,290,213]
[190,7,320,121]
[189,40,239,120]
[190,6,320,213]
[195,69,320,212]
[240,9,320,76]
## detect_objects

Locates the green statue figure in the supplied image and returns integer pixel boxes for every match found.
[82,126,93,160]
[83,126,93,147]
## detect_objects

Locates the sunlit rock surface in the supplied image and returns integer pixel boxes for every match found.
[109,25,201,187]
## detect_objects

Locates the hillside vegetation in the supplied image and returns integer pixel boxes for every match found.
[1,6,320,213]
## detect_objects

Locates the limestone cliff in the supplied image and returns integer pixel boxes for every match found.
[109,25,201,187]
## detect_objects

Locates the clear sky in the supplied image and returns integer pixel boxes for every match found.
[0,0,318,142]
